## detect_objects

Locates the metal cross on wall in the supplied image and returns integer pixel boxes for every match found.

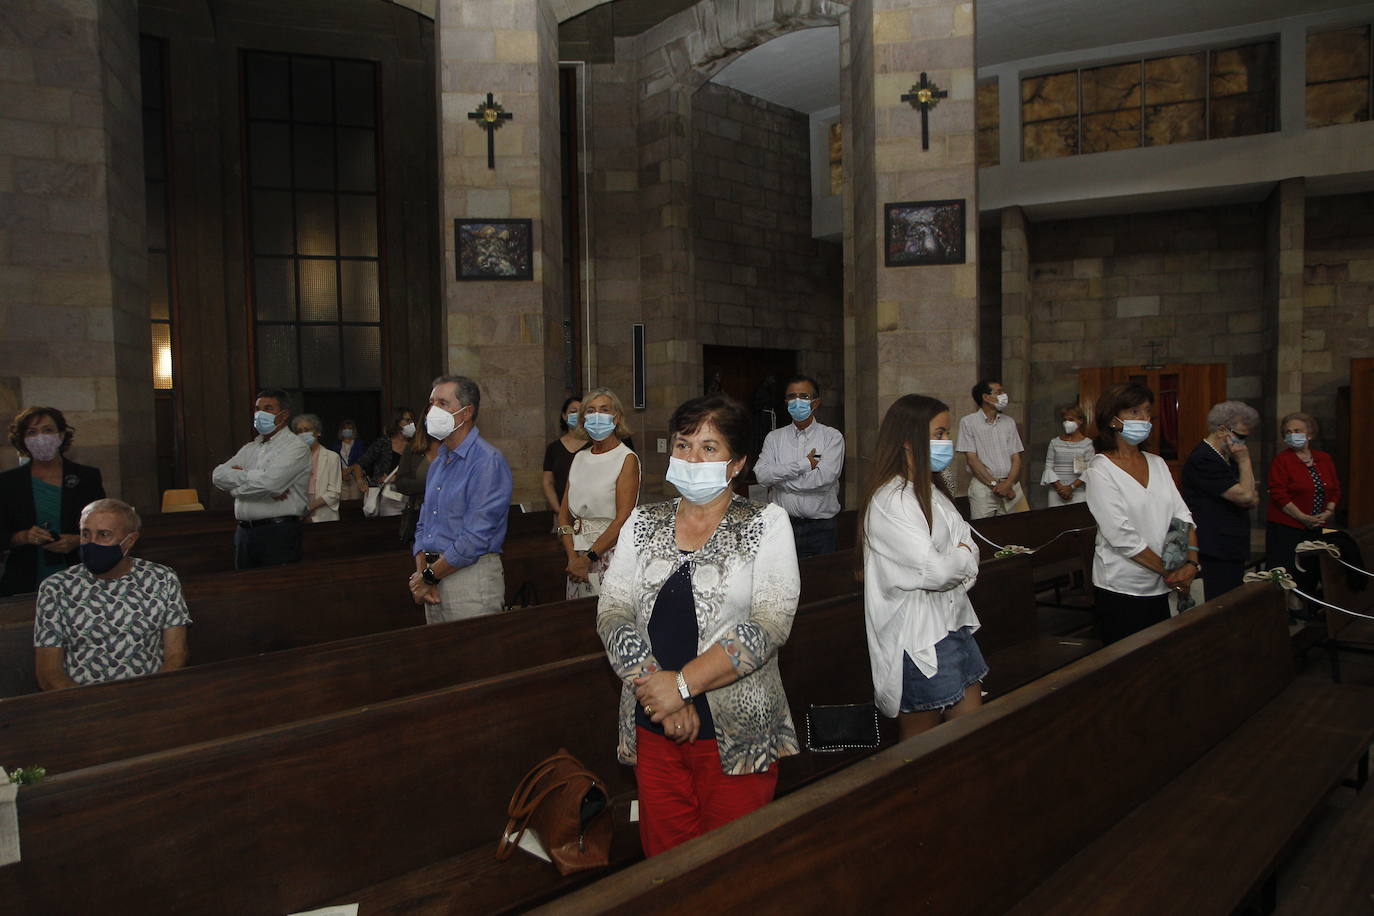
[467,92,513,169]
[901,72,948,151]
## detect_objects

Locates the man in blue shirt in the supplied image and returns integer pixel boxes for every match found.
[408,375,513,622]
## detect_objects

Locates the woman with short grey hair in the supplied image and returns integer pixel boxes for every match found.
[291,413,342,524]
[1180,400,1260,602]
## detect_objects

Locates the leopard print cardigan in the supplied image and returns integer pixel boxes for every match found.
[596,496,801,775]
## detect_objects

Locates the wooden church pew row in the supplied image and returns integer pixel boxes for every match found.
[539,582,1374,916]
[969,501,1096,588]
[1320,523,1374,683]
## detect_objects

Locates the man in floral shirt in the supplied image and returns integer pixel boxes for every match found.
[33,499,190,690]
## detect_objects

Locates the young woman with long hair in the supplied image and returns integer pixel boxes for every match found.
[859,394,985,739]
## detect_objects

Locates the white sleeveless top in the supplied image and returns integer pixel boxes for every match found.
[566,442,637,549]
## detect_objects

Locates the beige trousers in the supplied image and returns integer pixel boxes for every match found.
[426,553,506,624]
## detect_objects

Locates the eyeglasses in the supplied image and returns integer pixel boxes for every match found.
[784,393,814,402]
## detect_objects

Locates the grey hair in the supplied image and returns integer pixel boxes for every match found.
[581,386,633,439]
[80,498,142,533]
[432,375,481,414]
[1206,400,1260,433]
[291,413,323,435]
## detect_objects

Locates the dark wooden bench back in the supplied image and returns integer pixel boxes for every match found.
[0,596,595,773]
[544,582,1291,914]
[971,502,1095,584]
[1321,524,1374,642]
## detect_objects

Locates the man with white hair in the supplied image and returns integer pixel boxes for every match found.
[33,498,190,690]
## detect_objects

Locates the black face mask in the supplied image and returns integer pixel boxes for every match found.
[81,536,130,574]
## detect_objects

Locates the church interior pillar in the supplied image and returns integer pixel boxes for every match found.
[0,0,156,505]
[435,0,565,503]
[1265,177,1306,444]
[1001,206,1031,430]
[845,0,979,490]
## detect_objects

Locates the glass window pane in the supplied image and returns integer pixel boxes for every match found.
[146,179,167,249]
[1144,101,1205,146]
[1308,78,1371,128]
[254,257,296,321]
[149,252,169,320]
[334,60,376,127]
[341,260,380,322]
[246,53,290,120]
[1021,71,1078,123]
[298,259,338,322]
[337,128,376,191]
[1144,53,1205,105]
[1022,117,1077,160]
[338,195,377,257]
[295,192,336,255]
[151,321,173,390]
[256,324,298,389]
[292,57,334,124]
[1082,109,1141,154]
[250,122,291,187]
[301,325,341,389]
[343,325,381,389]
[1211,92,1276,139]
[252,190,295,256]
[1082,62,1142,115]
[293,124,335,190]
[1308,27,1371,84]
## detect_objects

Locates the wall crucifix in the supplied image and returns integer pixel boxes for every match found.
[467,92,513,169]
[901,72,948,151]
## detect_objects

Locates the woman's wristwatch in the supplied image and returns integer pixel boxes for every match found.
[676,670,692,700]
[1182,559,1200,571]
[584,549,599,564]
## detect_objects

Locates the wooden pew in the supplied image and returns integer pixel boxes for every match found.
[970,501,1096,589]
[1320,523,1374,683]
[542,583,1374,915]
[0,552,424,698]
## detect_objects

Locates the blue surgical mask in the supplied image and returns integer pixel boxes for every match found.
[787,398,813,422]
[1117,418,1152,445]
[666,456,732,505]
[340,429,355,440]
[298,432,316,447]
[565,411,580,429]
[81,535,132,575]
[930,440,954,472]
[254,411,278,436]
[583,413,616,442]
[1285,432,1308,450]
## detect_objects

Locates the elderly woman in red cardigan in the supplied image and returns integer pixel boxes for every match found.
[1266,411,1341,596]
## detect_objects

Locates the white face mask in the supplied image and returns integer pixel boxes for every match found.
[994,393,1009,411]
[425,404,464,441]
[1063,420,1079,435]
[400,423,417,439]
[666,456,733,505]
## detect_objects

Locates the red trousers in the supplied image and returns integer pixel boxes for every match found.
[635,726,778,857]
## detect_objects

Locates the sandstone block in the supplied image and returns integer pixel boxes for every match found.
[1116,295,1160,318]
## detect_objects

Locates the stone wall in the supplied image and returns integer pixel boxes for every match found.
[1023,203,1267,502]
[1302,191,1374,463]
[691,82,843,408]
[0,0,156,507]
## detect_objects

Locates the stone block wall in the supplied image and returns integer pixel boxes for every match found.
[1302,191,1374,442]
[691,82,843,409]
[1023,204,1267,502]
[0,0,156,507]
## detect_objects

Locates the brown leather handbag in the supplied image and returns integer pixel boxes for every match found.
[496,749,612,875]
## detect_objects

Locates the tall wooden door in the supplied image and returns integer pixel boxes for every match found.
[1079,363,1227,482]
[1349,357,1374,526]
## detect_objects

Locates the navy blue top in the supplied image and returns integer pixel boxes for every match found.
[635,555,716,740]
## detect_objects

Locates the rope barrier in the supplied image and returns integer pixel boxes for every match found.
[1242,567,1374,621]
[968,524,1097,560]
[1293,540,1374,578]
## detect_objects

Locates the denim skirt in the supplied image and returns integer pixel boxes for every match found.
[899,626,989,713]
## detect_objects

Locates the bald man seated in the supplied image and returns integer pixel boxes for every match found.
[33,498,190,691]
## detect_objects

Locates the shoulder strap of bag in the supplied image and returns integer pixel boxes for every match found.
[495,752,600,861]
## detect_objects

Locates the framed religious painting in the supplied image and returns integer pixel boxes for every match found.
[884,199,966,267]
[454,218,533,280]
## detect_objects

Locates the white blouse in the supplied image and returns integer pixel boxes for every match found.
[863,478,981,719]
[1083,452,1195,597]
[566,442,637,550]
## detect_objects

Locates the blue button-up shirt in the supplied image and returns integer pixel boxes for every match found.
[413,428,513,569]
